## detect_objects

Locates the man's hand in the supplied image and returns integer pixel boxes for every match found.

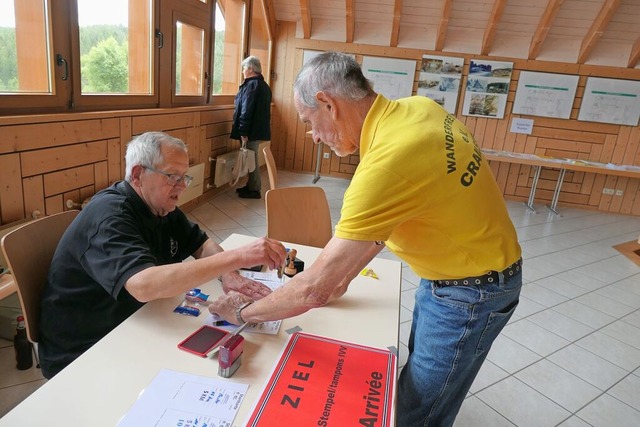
[208,291,251,324]
[229,237,287,271]
[220,271,271,299]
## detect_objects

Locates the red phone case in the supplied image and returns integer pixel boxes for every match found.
[177,325,229,357]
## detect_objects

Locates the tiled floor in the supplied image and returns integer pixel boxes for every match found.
[1,169,639,426]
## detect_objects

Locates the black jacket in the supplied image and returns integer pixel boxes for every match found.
[230,74,272,141]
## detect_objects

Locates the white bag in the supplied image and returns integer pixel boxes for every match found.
[230,141,256,186]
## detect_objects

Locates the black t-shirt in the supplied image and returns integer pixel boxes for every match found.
[38,181,208,378]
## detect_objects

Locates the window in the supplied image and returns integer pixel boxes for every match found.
[77,0,153,95]
[212,0,245,95]
[0,0,222,115]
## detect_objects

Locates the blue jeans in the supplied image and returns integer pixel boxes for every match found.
[396,268,522,427]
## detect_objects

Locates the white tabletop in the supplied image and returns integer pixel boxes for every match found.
[0,234,401,426]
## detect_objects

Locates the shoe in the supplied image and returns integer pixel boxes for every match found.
[235,186,248,193]
[238,190,261,199]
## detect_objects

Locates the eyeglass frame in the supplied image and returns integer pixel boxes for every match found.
[142,165,193,187]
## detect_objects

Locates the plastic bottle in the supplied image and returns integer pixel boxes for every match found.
[14,315,33,370]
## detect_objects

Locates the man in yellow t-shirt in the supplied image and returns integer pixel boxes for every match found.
[209,52,523,427]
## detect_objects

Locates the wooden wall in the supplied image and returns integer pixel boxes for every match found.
[270,21,640,216]
[0,105,237,226]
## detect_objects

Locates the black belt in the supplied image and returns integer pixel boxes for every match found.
[433,259,522,287]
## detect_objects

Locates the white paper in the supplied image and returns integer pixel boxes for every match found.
[117,369,248,427]
[510,118,534,134]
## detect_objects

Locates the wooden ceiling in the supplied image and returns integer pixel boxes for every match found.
[266,0,640,69]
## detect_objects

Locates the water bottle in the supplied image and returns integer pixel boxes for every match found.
[14,315,33,370]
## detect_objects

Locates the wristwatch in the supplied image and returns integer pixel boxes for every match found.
[235,301,253,324]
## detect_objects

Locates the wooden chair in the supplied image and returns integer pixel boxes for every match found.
[0,210,80,361]
[263,145,278,190]
[265,186,333,248]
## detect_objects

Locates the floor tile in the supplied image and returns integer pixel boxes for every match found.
[454,396,516,427]
[547,344,629,390]
[551,300,616,329]
[527,309,594,342]
[486,335,542,374]
[476,376,571,427]
[575,393,640,427]
[606,373,640,411]
[501,319,570,356]
[468,360,509,394]
[514,359,601,412]
[576,331,640,371]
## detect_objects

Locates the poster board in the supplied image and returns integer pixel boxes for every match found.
[513,71,579,119]
[417,54,464,114]
[246,332,397,426]
[462,59,513,119]
[578,77,640,126]
[362,56,416,100]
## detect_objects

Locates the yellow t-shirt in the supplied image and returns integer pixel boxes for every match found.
[335,95,521,280]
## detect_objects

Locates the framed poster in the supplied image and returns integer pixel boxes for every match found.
[417,54,464,114]
[513,71,579,119]
[362,56,416,100]
[462,59,513,119]
[578,77,640,126]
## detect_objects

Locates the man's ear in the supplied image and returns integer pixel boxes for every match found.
[315,91,338,119]
[130,164,145,186]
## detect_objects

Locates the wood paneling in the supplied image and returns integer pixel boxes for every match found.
[270,21,640,216]
[0,105,236,226]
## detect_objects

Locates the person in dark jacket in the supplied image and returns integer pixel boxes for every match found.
[231,56,272,199]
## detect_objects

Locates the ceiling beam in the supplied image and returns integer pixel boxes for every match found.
[435,0,453,51]
[261,0,275,43]
[299,0,311,39]
[481,0,507,55]
[346,0,355,43]
[577,0,621,64]
[390,0,403,47]
[628,36,640,68]
[529,0,564,59]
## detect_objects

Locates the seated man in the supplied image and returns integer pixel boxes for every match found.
[38,131,286,379]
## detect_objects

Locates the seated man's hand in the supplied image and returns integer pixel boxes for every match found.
[220,271,271,299]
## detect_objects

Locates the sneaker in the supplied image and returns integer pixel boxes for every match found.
[235,186,248,193]
[238,190,261,199]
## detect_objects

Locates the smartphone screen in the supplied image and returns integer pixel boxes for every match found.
[178,325,229,357]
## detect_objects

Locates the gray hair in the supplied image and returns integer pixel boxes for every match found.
[294,52,373,109]
[242,56,262,74]
[124,132,187,182]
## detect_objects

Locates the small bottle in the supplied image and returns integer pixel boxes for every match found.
[14,315,33,370]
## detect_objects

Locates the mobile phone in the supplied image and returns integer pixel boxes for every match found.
[240,265,263,272]
[177,325,229,357]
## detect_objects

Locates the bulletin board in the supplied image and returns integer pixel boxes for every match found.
[578,77,640,126]
[513,71,579,119]
[462,59,513,119]
[361,56,416,100]
[417,54,464,114]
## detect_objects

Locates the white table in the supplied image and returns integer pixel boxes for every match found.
[0,234,401,426]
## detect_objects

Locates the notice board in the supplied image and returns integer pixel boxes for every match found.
[578,77,640,126]
[246,332,397,426]
[417,54,464,114]
[462,59,513,119]
[513,71,579,119]
[362,56,416,100]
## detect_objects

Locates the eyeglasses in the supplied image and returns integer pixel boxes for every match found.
[142,165,193,187]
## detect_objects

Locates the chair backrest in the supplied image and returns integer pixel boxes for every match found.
[263,145,278,190]
[265,186,333,248]
[0,210,79,343]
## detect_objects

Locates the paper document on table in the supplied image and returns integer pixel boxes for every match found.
[205,269,284,334]
[117,369,247,427]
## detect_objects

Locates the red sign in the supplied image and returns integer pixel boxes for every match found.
[246,332,396,426]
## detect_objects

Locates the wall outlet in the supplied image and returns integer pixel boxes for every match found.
[602,188,614,195]
[615,190,623,196]
[323,152,330,159]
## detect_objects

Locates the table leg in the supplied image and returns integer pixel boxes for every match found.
[548,168,566,215]
[312,144,322,184]
[526,165,542,212]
